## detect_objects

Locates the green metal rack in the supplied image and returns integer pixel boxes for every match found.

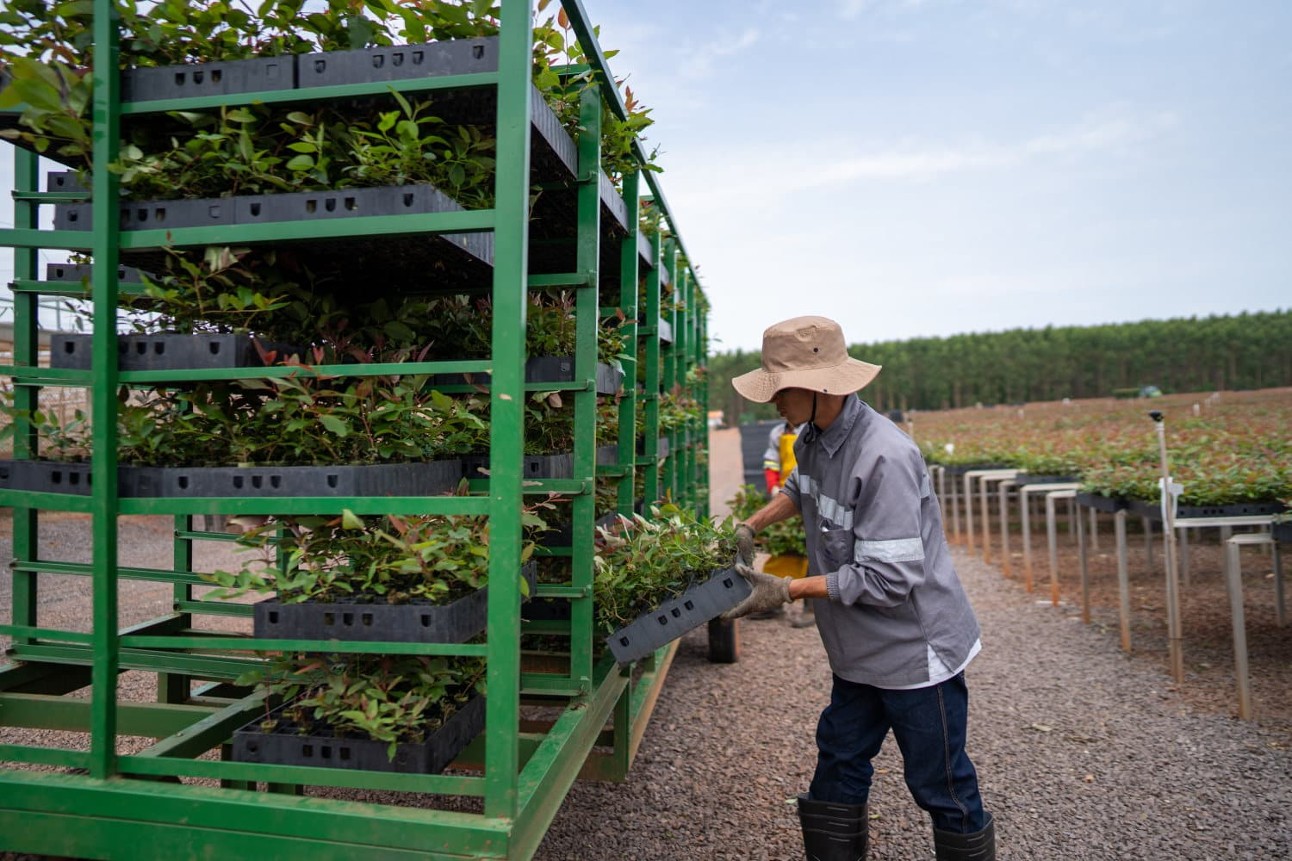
[0,2,712,858]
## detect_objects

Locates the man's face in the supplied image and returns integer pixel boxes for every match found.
[772,387,815,427]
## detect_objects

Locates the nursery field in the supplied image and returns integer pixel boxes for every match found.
[911,387,1292,508]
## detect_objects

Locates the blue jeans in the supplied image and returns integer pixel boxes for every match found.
[809,672,987,833]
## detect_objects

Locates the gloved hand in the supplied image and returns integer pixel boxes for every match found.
[735,523,756,566]
[722,563,792,620]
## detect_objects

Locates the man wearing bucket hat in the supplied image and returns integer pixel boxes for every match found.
[726,316,994,861]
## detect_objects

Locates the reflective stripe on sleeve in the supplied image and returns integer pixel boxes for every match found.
[855,537,925,564]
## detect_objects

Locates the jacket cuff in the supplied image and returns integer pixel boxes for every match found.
[826,571,841,602]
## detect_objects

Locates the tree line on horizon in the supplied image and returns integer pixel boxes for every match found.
[707,310,1292,425]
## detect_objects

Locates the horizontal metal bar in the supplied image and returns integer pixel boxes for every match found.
[0,625,93,645]
[0,490,94,512]
[173,600,254,618]
[119,753,489,796]
[173,529,247,543]
[0,227,92,250]
[117,209,495,250]
[519,678,585,696]
[118,72,500,115]
[118,496,491,516]
[527,273,593,288]
[117,635,489,656]
[0,359,493,386]
[0,744,90,768]
[0,692,214,737]
[10,643,260,679]
[10,190,88,201]
[532,585,588,598]
[12,560,209,586]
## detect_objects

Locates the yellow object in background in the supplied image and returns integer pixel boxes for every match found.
[764,554,809,579]
[777,430,798,487]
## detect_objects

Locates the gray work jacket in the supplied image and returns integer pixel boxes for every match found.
[782,396,981,688]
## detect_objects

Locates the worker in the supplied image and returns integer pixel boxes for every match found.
[762,418,799,496]
[725,316,994,861]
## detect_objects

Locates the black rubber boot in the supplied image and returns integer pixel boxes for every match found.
[933,812,995,861]
[797,793,868,861]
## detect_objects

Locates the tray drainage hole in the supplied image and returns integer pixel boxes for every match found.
[137,207,152,223]
[0,467,8,480]
[361,613,373,627]
[401,192,415,208]
[245,741,258,754]
[344,196,358,211]
[233,476,244,489]
[323,612,335,626]
[327,475,340,488]
[270,476,282,488]
[325,198,337,212]
[302,744,313,758]
[312,58,326,73]
[619,636,630,647]
[208,341,222,355]
[412,50,424,65]
[342,613,354,626]
[722,577,735,588]
[67,210,81,223]
[267,611,279,624]
[153,342,165,355]
[173,71,187,86]
[251,476,263,489]
[670,608,682,618]
[656,614,669,626]
[63,341,76,354]
[339,748,351,762]
[683,600,695,611]
[52,471,63,485]
[420,614,431,627]
[473,45,485,60]
[371,55,385,69]
[392,51,405,67]
[320,746,332,760]
[247,202,262,217]
[192,70,205,85]
[306,200,318,214]
[69,472,81,486]
[177,476,189,490]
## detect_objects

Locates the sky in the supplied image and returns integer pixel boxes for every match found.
[3,1,1289,350]
[583,0,1292,352]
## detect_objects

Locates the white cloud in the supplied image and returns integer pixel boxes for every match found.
[678,27,760,81]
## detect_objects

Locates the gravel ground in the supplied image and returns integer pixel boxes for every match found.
[3,428,1290,859]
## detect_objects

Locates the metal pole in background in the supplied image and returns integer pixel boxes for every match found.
[1151,410,1184,683]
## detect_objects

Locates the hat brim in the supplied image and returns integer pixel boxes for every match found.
[731,358,881,403]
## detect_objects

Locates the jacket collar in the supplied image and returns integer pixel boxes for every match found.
[810,394,863,458]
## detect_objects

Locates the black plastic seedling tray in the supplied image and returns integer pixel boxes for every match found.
[1127,498,1285,522]
[253,562,536,644]
[44,261,147,284]
[0,459,462,499]
[430,357,622,395]
[232,693,484,775]
[49,333,278,371]
[122,55,294,102]
[460,453,573,481]
[1074,492,1128,513]
[606,566,751,665]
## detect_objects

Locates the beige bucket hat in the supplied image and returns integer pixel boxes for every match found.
[731,316,881,403]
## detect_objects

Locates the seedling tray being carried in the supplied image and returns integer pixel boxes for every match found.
[253,562,536,643]
[231,693,484,775]
[606,566,751,665]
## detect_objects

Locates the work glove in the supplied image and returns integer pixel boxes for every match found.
[735,523,756,566]
[722,563,792,620]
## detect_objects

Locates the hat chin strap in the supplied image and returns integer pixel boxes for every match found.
[801,392,821,443]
